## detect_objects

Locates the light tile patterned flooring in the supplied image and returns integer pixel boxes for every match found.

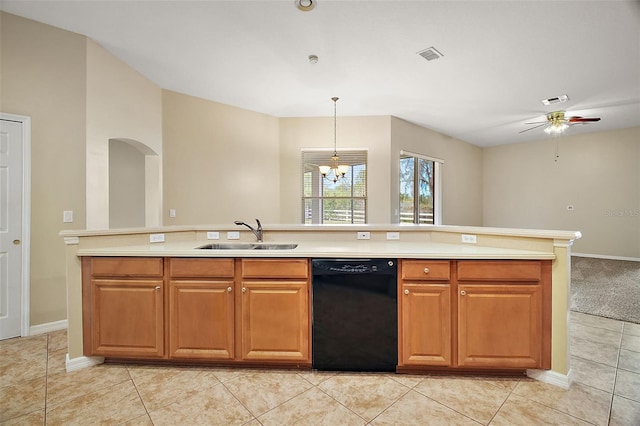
[1,312,639,425]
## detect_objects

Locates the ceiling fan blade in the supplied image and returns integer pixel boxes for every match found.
[568,117,601,123]
[519,123,548,133]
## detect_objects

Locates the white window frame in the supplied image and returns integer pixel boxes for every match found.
[399,150,443,225]
[302,149,368,224]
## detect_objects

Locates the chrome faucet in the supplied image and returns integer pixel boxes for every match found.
[234,219,263,242]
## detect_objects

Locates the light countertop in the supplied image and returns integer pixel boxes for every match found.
[76,240,555,260]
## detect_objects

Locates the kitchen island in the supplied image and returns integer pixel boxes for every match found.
[61,224,580,388]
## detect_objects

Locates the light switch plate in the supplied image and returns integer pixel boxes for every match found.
[207,231,220,240]
[386,232,400,240]
[63,210,73,223]
[461,234,477,244]
[169,209,176,218]
[150,233,165,243]
[227,231,240,240]
[357,231,371,240]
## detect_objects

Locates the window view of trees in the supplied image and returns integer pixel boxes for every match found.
[302,151,367,224]
[399,155,434,224]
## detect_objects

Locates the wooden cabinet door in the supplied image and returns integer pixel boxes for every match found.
[91,279,164,358]
[169,280,235,359]
[457,284,541,368]
[400,284,451,366]
[239,280,310,362]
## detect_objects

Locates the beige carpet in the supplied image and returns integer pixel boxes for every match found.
[571,256,640,324]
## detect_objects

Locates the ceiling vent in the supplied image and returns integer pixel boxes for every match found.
[541,94,569,106]
[417,47,444,61]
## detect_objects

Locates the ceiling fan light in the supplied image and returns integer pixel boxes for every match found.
[544,123,568,135]
[337,165,349,175]
[318,165,330,176]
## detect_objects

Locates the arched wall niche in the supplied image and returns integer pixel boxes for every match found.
[107,138,161,228]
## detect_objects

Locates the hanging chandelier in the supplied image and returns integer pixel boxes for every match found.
[319,97,349,183]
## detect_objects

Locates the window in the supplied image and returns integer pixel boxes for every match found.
[302,150,367,224]
[399,151,442,224]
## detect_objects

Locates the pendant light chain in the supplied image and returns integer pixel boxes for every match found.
[333,96,338,155]
[319,96,348,183]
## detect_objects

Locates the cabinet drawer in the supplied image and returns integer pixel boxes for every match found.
[241,259,308,279]
[169,258,235,278]
[401,260,451,281]
[90,257,163,278]
[457,260,541,282]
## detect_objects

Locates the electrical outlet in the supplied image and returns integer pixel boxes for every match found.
[357,231,370,240]
[386,232,400,240]
[169,209,176,218]
[227,231,240,240]
[63,210,73,223]
[567,205,574,211]
[149,233,165,243]
[206,231,220,240]
[461,234,477,244]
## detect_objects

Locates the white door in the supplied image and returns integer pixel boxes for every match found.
[0,118,25,339]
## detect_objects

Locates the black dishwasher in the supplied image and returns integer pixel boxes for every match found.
[312,258,397,372]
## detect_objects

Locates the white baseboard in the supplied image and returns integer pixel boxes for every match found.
[66,354,105,372]
[526,368,574,389]
[572,253,640,262]
[29,319,68,336]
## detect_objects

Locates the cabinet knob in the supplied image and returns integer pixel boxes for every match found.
[404,289,409,295]
[242,287,246,293]
[155,286,161,291]
[227,286,232,292]
[423,267,430,274]
[460,290,466,296]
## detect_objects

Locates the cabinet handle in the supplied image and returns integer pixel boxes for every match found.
[423,267,430,274]
[460,290,466,296]
[242,287,246,293]
[155,286,161,291]
[227,286,232,292]
[404,289,409,295]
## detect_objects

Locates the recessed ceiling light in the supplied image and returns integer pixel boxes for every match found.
[541,94,569,106]
[296,0,315,12]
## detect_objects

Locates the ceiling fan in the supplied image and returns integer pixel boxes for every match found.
[520,111,601,135]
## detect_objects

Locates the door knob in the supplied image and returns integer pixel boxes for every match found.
[13,239,20,245]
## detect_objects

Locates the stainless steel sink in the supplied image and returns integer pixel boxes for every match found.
[252,243,298,250]
[199,243,255,250]
[198,243,298,250]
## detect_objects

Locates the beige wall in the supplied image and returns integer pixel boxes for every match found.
[1,13,164,327]
[0,12,87,325]
[483,127,640,258]
[279,116,391,223]
[86,40,163,229]
[109,140,146,228]
[390,117,483,226]
[162,90,281,225]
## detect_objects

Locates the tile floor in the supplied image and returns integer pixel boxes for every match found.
[1,311,639,425]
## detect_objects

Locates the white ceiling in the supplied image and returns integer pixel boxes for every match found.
[2,0,639,147]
